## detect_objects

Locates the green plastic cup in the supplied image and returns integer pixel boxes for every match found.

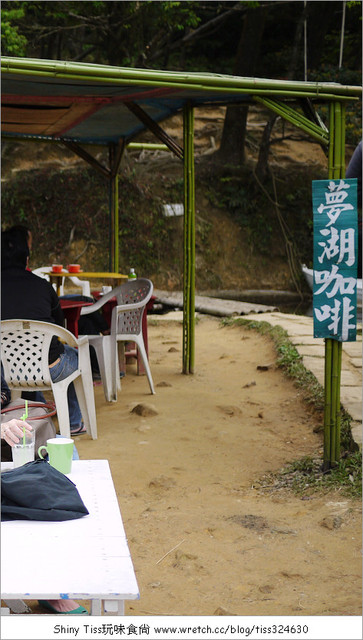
[38,438,74,474]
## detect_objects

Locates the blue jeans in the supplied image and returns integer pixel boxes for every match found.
[49,345,82,428]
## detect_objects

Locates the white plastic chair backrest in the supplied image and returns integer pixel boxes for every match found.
[113,278,153,336]
[68,276,91,297]
[79,278,153,336]
[32,266,64,295]
[1,319,78,389]
[79,284,125,316]
[32,266,52,280]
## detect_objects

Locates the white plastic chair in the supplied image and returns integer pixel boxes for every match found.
[1,319,97,439]
[32,266,91,297]
[67,275,91,297]
[32,266,65,295]
[80,278,155,402]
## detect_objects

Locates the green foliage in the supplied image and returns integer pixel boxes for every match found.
[1,165,169,275]
[1,7,27,55]
[204,172,273,254]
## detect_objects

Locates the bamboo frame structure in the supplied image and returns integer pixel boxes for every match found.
[254,96,330,145]
[2,57,360,100]
[1,56,361,399]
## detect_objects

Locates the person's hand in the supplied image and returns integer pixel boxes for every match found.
[1,419,33,446]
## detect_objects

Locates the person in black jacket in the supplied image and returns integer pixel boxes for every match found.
[1,228,86,435]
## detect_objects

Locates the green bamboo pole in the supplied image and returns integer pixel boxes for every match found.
[323,339,332,470]
[334,341,343,462]
[182,103,195,374]
[255,97,330,144]
[113,174,119,273]
[333,102,344,465]
[127,143,169,150]
[329,103,341,465]
[108,174,118,271]
[188,105,196,374]
[2,56,361,98]
[333,102,346,463]
[334,102,343,177]
[322,104,335,469]
[3,65,359,100]
[108,175,114,272]
[341,103,346,172]
[330,340,340,466]
[183,107,190,374]
[323,101,345,468]
[328,106,335,177]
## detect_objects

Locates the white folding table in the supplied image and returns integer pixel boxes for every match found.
[1,460,139,615]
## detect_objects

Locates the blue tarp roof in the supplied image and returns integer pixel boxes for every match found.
[2,57,361,147]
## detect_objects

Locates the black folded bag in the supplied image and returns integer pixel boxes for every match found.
[1,459,89,521]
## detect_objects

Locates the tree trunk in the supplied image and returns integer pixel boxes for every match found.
[217,6,267,165]
[255,114,278,183]
[255,3,306,182]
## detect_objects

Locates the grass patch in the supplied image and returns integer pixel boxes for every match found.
[258,452,362,499]
[222,317,362,499]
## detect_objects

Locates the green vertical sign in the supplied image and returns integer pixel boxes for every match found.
[312,178,358,342]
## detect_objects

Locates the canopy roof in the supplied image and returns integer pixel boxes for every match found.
[2,57,361,146]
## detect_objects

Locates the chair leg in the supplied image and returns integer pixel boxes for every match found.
[75,345,98,438]
[110,336,120,402]
[132,337,155,394]
[92,336,116,403]
[73,376,97,440]
[52,383,72,438]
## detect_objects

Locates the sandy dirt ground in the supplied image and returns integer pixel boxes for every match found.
[79,315,361,618]
[10,315,362,619]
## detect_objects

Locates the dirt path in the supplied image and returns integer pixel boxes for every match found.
[74,315,361,617]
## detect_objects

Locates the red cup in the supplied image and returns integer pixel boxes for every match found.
[52,264,63,273]
[67,264,81,273]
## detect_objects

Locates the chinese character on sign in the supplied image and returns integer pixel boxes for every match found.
[312,178,358,341]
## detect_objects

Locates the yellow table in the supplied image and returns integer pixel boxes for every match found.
[45,271,128,295]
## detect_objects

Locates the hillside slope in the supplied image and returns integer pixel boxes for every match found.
[2,106,343,294]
